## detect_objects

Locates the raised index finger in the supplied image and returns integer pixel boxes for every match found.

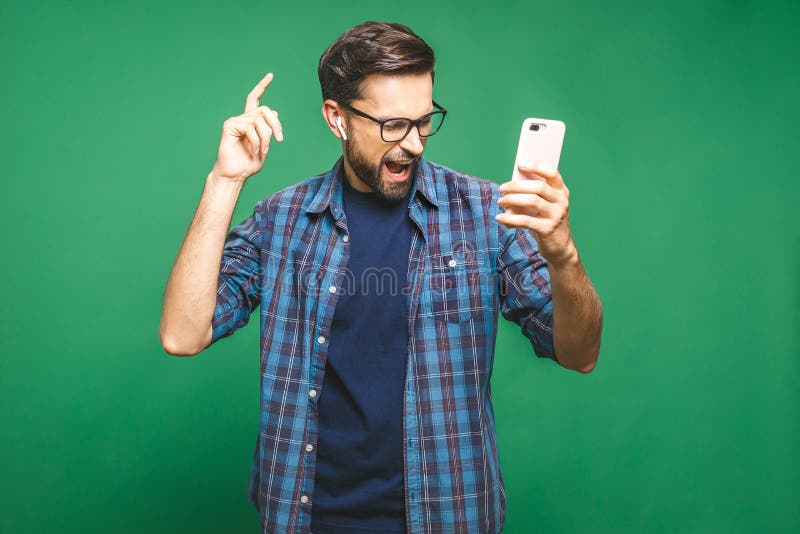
[245,73,274,112]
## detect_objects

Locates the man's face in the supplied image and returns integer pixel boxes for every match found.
[341,72,433,203]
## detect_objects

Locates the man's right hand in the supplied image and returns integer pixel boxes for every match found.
[211,72,285,182]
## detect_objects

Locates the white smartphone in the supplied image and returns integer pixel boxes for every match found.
[511,118,566,181]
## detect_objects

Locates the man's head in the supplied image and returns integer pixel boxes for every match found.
[318,21,439,202]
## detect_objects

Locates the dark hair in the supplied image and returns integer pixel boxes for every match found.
[318,21,435,105]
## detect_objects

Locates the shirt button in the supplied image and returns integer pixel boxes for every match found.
[448,258,457,267]
[300,495,309,503]
[309,389,317,398]
[317,335,326,344]
[329,285,337,293]
[305,443,314,452]
[343,234,350,243]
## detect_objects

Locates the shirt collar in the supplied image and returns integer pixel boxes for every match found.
[305,155,439,217]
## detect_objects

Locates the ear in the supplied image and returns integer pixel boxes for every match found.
[322,99,347,140]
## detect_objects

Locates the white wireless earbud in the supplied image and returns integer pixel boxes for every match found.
[336,116,348,141]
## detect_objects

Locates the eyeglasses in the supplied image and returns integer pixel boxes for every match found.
[339,100,447,142]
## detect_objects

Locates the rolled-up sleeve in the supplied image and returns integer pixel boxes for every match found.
[493,185,557,362]
[211,200,265,344]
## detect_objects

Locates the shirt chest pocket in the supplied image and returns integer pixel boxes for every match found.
[426,250,480,324]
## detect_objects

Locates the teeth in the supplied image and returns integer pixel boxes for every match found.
[386,161,409,175]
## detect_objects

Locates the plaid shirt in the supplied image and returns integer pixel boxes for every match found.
[211,156,557,533]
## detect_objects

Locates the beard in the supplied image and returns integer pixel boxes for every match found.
[345,135,417,203]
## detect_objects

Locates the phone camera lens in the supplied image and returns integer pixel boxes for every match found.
[530,123,540,131]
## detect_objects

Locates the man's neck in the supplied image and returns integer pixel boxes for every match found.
[342,156,372,193]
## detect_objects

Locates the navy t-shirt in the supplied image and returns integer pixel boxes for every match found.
[310,175,414,534]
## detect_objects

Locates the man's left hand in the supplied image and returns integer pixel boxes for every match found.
[495,162,577,268]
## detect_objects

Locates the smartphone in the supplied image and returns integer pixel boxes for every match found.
[511,118,566,181]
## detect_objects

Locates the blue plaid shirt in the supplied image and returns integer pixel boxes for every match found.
[211,156,557,533]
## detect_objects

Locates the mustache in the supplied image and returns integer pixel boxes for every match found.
[384,153,418,165]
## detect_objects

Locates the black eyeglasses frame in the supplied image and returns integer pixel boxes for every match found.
[338,100,447,142]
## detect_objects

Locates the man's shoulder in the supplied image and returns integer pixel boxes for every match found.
[254,168,330,214]
[425,159,501,201]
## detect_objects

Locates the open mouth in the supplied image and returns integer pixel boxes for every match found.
[384,160,413,181]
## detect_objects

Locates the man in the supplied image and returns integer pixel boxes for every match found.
[160,21,602,534]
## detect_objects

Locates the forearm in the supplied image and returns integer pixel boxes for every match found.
[548,243,603,373]
[159,171,245,355]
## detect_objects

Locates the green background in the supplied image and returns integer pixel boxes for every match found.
[1,0,797,532]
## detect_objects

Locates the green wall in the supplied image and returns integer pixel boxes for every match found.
[1,1,797,532]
